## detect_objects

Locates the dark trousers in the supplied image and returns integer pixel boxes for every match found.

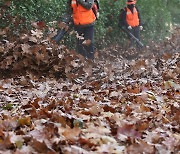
[74,25,94,60]
[128,26,140,48]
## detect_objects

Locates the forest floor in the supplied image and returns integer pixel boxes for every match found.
[0,26,179,154]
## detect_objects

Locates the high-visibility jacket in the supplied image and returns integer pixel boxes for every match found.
[71,0,96,25]
[126,7,139,27]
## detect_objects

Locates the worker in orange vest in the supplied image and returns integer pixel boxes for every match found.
[122,0,143,48]
[59,0,98,60]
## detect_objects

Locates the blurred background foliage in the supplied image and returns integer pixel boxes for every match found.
[0,0,179,48]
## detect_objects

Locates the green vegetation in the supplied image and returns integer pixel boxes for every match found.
[166,0,180,24]
[0,0,179,48]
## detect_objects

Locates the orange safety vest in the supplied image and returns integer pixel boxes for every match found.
[126,7,139,27]
[71,0,96,25]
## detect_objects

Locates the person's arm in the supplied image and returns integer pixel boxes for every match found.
[61,0,73,24]
[136,6,142,26]
[122,8,129,28]
[77,0,94,10]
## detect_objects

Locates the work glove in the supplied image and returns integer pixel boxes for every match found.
[58,22,69,31]
[140,26,143,30]
[128,26,132,30]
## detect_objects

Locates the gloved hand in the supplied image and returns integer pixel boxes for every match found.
[58,22,69,31]
[128,26,132,30]
[140,26,143,30]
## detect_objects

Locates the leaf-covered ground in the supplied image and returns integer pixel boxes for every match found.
[0,25,180,154]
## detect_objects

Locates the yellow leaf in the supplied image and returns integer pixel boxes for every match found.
[18,117,31,126]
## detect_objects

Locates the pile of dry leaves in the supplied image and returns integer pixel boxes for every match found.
[0,23,179,153]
